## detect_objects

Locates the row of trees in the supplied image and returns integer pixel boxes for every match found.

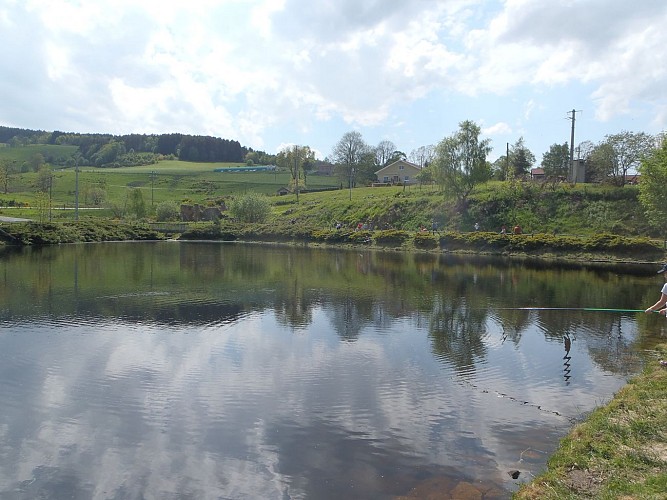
[272,133,409,193]
[316,125,662,201]
[0,126,251,167]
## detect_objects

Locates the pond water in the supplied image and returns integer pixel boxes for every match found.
[0,242,665,499]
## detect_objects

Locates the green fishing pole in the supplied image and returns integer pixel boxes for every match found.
[497,307,653,313]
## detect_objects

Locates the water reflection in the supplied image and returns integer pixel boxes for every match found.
[0,242,664,499]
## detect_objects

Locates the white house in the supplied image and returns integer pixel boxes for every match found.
[374,160,421,185]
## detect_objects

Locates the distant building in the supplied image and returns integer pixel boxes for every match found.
[374,159,421,185]
[314,161,335,176]
[530,167,545,181]
[180,203,226,221]
[571,159,586,183]
[214,165,276,173]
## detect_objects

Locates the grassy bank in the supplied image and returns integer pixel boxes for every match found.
[1,220,665,264]
[0,220,161,245]
[0,148,659,239]
[514,344,667,499]
[178,221,666,263]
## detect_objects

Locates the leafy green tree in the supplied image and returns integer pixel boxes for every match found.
[491,155,509,180]
[0,160,16,194]
[416,165,434,187]
[509,137,535,177]
[127,187,147,219]
[589,131,655,186]
[36,166,53,192]
[587,142,615,183]
[30,153,45,172]
[541,142,570,177]
[229,192,271,223]
[638,139,667,230]
[92,140,126,166]
[433,120,492,203]
[354,150,380,186]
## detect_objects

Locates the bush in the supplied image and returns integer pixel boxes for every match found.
[414,232,439,249]
[155,201,180,222]
[228,192,271,223]
[311,229,351,243]
[374,229,410,246]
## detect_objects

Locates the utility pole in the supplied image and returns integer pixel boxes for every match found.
[294,146,299,203]
[150,170,156,205]
[49,174,53,222]
[567,109,580,183]
[75,160,79,221]
[506,142,510,180]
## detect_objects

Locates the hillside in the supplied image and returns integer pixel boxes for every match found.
[0,141,658,239]
[270,181,655,238]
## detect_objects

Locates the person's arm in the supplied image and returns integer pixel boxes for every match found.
[645,293,667,313]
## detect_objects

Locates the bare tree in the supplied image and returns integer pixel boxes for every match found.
[276,145,315,202]
[375,140,396,168]
[331,131,370,189]
[409,145,436,169]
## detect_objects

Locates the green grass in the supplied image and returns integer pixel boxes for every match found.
[514,344,667,499]
[0,144,79,164]
[0,143,659,239]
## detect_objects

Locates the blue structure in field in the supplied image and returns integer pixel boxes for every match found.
[214,165,276,173]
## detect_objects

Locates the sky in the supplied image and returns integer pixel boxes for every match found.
[1,0,666,161]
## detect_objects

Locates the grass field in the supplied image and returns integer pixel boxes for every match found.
[0,143,656,238]
[0,143,79,164]
[0,144,342,220]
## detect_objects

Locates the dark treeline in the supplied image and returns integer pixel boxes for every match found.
[0,126,251,166]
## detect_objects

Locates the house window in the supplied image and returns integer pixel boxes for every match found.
[383,176,389,182]
[399,165,404,170]
[404,176,410,181]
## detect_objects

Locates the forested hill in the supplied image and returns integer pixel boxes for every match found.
[0,125,253,165]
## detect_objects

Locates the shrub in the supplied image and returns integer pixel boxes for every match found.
[311,229,351,243]
[374,229,410,246]
[414,232,438,249]
[155,201,180,222]
[228,192,271,223]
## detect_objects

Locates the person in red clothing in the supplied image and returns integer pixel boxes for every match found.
[513,225,522,235]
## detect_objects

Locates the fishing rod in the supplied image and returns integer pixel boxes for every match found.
[496,307,653,313]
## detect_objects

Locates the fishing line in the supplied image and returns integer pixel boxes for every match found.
[456,377,576,423]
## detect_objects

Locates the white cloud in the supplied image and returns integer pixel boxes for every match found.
[483,122,512,136]
[0,0,665,156]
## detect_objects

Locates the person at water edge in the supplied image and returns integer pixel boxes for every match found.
[513,225,522,235]
[500,224,507,234]
[474,222,480,231]
[431,220,438,234]
[644,263,667,315]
